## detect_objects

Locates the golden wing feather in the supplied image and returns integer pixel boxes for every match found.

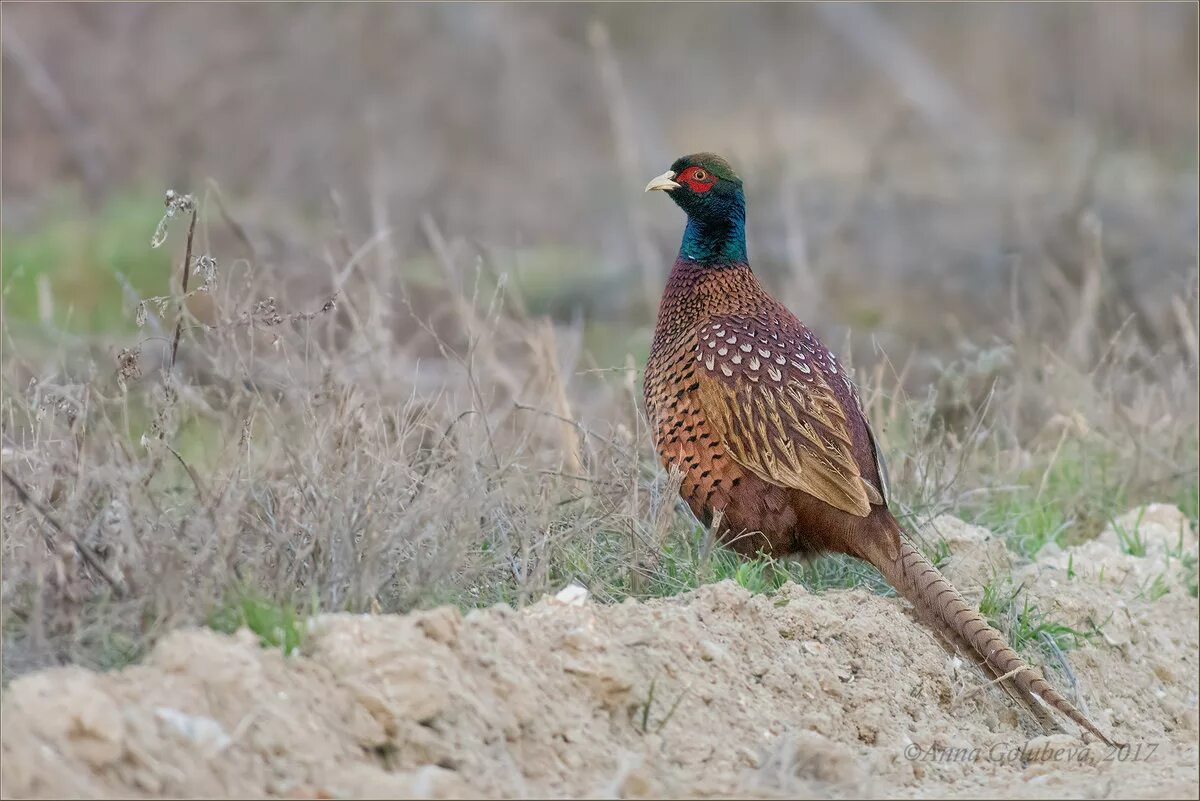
[693,315,876,517]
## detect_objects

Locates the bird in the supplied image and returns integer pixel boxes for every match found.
[642,152,1118,746]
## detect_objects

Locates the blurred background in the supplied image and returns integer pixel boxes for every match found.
[5,3,1197,358]
[2,3,1197,676]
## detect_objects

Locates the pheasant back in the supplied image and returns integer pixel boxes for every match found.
[644,259,887,555]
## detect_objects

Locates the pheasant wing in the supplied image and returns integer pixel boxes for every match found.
[693,314,878,517]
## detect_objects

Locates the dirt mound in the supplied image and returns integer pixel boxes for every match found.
[3,507,1197,799]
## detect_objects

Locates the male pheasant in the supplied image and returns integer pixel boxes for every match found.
[643,153,1118,746]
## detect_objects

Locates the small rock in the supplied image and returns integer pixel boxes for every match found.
[801,640,827,656]
[154,707,232,754]
[554,583,590,606]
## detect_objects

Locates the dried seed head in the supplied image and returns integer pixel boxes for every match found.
[151,189,196,248]
[253,297,284,326]
[56,397,78,428]
[117,348,142,390]
[145,379,179,444]
[194,254,219,291]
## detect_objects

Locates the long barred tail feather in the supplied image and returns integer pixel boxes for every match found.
[868,518,1121,748]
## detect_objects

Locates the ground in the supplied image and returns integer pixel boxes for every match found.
[3,506,1196,799]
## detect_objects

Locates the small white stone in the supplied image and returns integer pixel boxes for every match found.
[155,708,232,754]
[554,583,590,606]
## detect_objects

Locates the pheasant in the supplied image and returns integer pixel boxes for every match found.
[643,153,1118,746]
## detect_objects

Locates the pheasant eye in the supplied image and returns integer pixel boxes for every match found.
[693,169,708,181]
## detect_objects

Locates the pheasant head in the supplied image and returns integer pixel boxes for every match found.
[646,153,747,264]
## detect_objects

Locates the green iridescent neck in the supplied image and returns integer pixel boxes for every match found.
[677,191,747,264]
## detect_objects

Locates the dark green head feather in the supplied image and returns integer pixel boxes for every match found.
[670,153,743,187]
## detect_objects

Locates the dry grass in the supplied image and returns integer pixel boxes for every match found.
[2,179,1196,679]
[1,3,1196,680]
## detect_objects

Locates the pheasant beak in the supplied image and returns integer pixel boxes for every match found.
[644,171,681,193]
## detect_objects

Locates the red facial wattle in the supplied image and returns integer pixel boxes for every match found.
[679,167,715,193]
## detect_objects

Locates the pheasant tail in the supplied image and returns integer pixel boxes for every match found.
[865,515,1121,748]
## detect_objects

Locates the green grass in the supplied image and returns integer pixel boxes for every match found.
[95,630,147,672]
[928,537,953,569]
[580,525,800,600]
[1109,506,1149,557]
[1009,598,1096,653]
[979,577,1097,656]
[1142,572,1173,603]
[963,441,1133,559]
[207,589,313,656]
[1175,482,1199,533]
[546,518,893,609]
[632,675,687,735]
[977,579,1010,622]
[2,192,647,383]
[3,190,177,335]
[1182,552,1199,599]
[640,523,891,600]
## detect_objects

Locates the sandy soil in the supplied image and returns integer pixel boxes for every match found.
[2,505,1197,799]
